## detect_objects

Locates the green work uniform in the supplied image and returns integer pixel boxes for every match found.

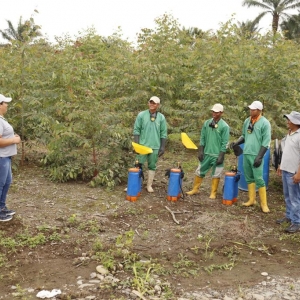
[133,110,167,170]
[195,118,230,178]
[242,116,271,188]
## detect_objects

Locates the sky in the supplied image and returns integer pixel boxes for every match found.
[0,0,292,44]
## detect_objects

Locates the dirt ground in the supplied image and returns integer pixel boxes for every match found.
[0,149,300,299]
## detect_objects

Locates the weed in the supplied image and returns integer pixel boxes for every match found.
[173,253,196,269]
[190,245,200,254]
[141,230,149,240]
[132,262,152,295]
[126,207,142,216]
[204,261,235,274]
[17,231,47,248]
[116,230,134,249]
[92,238,103,252]
[96,250,115,270]
[67,214,79,226]
[13,284,28,299]
[79,219,103,234]
[197,234,214,259]
[148,214,158,220]
[48,232,62,241]
[0,254,7,267]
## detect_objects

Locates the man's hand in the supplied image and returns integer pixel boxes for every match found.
[229,137,245,150]
[293,170,300,183]
[253,146,268,168]
[216,152,225,165]
[158,148,165,157]
[253,156,263,168]
[158,138,166,157]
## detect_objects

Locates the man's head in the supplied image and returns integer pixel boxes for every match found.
[284,111,300,130]
[210,103,223,122]
[0,94,12,115]
[248,100,263,118]
[0,94,12,105]
[148,96,160,113]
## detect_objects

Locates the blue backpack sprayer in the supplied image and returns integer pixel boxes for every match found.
[126,160,144,202]
[222,144,243,205]
[165,163,185,202]
[222,165,241,205]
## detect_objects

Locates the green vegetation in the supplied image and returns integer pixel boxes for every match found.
[2,13,300,187]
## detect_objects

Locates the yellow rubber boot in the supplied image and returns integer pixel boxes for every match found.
[258,186,270,213]
[209,178,220,199]
[186,176,203,195]
[242,183,256,206]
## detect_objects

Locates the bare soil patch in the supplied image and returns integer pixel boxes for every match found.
[0,150,299,299]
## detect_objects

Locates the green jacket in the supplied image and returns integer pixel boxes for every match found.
[200,118,230,156]
[133,110,167,150]
[242,116,271,155]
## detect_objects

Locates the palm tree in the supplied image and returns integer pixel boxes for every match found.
[280,10,300,39]
[181,27,207,39]
[242,0,300,33]
[0,16,42,42]
[237,16,263,38]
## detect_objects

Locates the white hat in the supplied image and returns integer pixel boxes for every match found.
[248,100,263,110]
[284,111,300,125]
[211,103,223,112]
[149,96,160,104]
[0,94,12,103]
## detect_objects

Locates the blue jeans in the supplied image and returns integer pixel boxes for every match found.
[282,170,300,225]
[0,157,12,209]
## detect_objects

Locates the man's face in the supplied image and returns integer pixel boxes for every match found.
[212,111,222,121]
[250,109,260,118]
[286,118,299,131]
[0,102,8,115]
[148,100,159,112]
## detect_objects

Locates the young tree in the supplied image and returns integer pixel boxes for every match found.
[242,0,300,33]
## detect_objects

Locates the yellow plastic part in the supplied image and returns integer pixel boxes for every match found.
[181,133,198,150]
[132,142,153,154]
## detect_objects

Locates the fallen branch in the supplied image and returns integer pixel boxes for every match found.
[165,206,180,225]
[173,210,191,214]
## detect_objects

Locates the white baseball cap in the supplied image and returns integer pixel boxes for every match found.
[284,111,300,125]
[248,100,263,110]
[211,103,223,112]
[149,96,160,104]
[0,94,12,103]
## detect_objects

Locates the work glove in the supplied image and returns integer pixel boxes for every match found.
[133,135,140,144]
[253,146,268,168]
[230,136,245,149]
[198,146,204,162]
[158,138,166,157]
[216,152,225,165]
[230,136,245,157]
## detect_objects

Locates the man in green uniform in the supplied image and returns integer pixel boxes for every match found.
[231,100,271,213]
[133,96,167,193]
[187,103,230,199]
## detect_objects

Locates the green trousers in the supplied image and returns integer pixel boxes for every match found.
[243,154,265,188]
[135,150,159,171]
[195,155,224,178]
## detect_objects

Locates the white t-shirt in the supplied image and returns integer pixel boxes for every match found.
[0,117,17,157]
[280,129,300,174]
